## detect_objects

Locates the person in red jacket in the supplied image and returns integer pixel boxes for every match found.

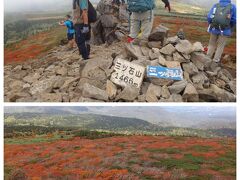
[162,0,171,12]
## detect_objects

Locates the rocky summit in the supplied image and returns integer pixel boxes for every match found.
[4,25,236,102]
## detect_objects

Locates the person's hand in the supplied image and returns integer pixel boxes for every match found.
[166,4,171,12]
[81,25,89,34]
[162,0,171,12]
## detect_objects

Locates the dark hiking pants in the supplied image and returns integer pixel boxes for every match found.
[74,24,89,60]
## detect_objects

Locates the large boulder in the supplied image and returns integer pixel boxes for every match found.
[182,62,199,76]
[159,44,176,55]
[82,83,108,101]
[116,86,140,101]
[146,84,162,102]
[182,83,199,102]
[168,80,188,94]
[29,76,57,95]
[106,80,118,99]
[148,25,169,42]
[175,40,193,55]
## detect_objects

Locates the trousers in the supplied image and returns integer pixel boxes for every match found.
[129,10,154,40]
[74,24,89,60]
[207,34,227,62]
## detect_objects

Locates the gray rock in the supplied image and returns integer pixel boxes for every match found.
[125,44,143,59]
[182,83,199,102]
[23,73,41,84]
[132,59,151,67]
[158,55,166,66]
[192,42,204,52]
[13,65,23,71]
[165,94,183,102]
[191,52,212,69]
[159,44,176,55]
[141,82,150,95]
[183,72,192,83]
[191,72,209,84]
[210,84,236,102]
[148,41,162,49]
[68,67,80,76]
[149,50,161,60]
[150,60,160,66]
[53,77,65,89]
[141,46,151,56]
[148,25,169,42]
[7,92,31,102]
[173,52,188,63]
[106,80,118,99]
[168,80,188,94]
[182,62,199,76]
[146,84,162,102]
[38,93,63,102]
[30,77,56,95]
[227,80,236,94]
[165,61,181,68]
[161,85,171,99]
[138,94,146,102]
[116,86,140,101]
[78,97,104,102]
[150,78,174,86]
[82,83,108,101]
[166,36,180,45]
[12,70,28,80]
[9,80,24,91]
[56,67,68,76]
[60,77,80,91]
[175,40,193,55]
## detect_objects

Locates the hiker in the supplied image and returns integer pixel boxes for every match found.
[59,15,75,50]
[127,0,155,44]
[162,0,171,12]
[206,0,236,63]
[73,0,90,60]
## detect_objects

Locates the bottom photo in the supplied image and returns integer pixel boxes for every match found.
[4,106,236,179]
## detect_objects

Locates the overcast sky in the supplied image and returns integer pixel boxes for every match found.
[4,0,236,12]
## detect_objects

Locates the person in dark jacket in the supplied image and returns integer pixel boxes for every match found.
[72,0,90,60]
[207,0,236,63]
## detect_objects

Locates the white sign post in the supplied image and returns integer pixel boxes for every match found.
[110,58,145,88]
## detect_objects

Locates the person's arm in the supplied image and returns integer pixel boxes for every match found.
[82,10,88,25]
[230,5,236,27]
[59,21,65,26]
[207,5,215,24]
[80,0,88,24]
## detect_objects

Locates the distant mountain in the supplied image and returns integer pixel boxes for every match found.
[4,106,236,130]
[173,0,236,8]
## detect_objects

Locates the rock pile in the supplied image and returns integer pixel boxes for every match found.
[104,25,236,102]
[92,0,129,45]
[4,25,236,102]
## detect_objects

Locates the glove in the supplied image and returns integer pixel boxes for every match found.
[81,24,89,34]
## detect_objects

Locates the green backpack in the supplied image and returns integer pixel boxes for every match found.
[211,3,232,30]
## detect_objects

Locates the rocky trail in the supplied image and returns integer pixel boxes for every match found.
[4,24,236,102]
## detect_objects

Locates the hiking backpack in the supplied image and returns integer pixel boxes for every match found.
[66,20,74,30]
[88,0,97,23]
[127,0,155,12]
[211,3,232,30]
[73,0,97,25]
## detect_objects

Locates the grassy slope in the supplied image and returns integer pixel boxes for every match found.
[4,26,66,64]
[4,135,236,179]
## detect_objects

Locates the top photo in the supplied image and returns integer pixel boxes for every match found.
[4,0,236,103]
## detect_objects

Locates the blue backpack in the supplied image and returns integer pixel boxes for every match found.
[127,0,155,12]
